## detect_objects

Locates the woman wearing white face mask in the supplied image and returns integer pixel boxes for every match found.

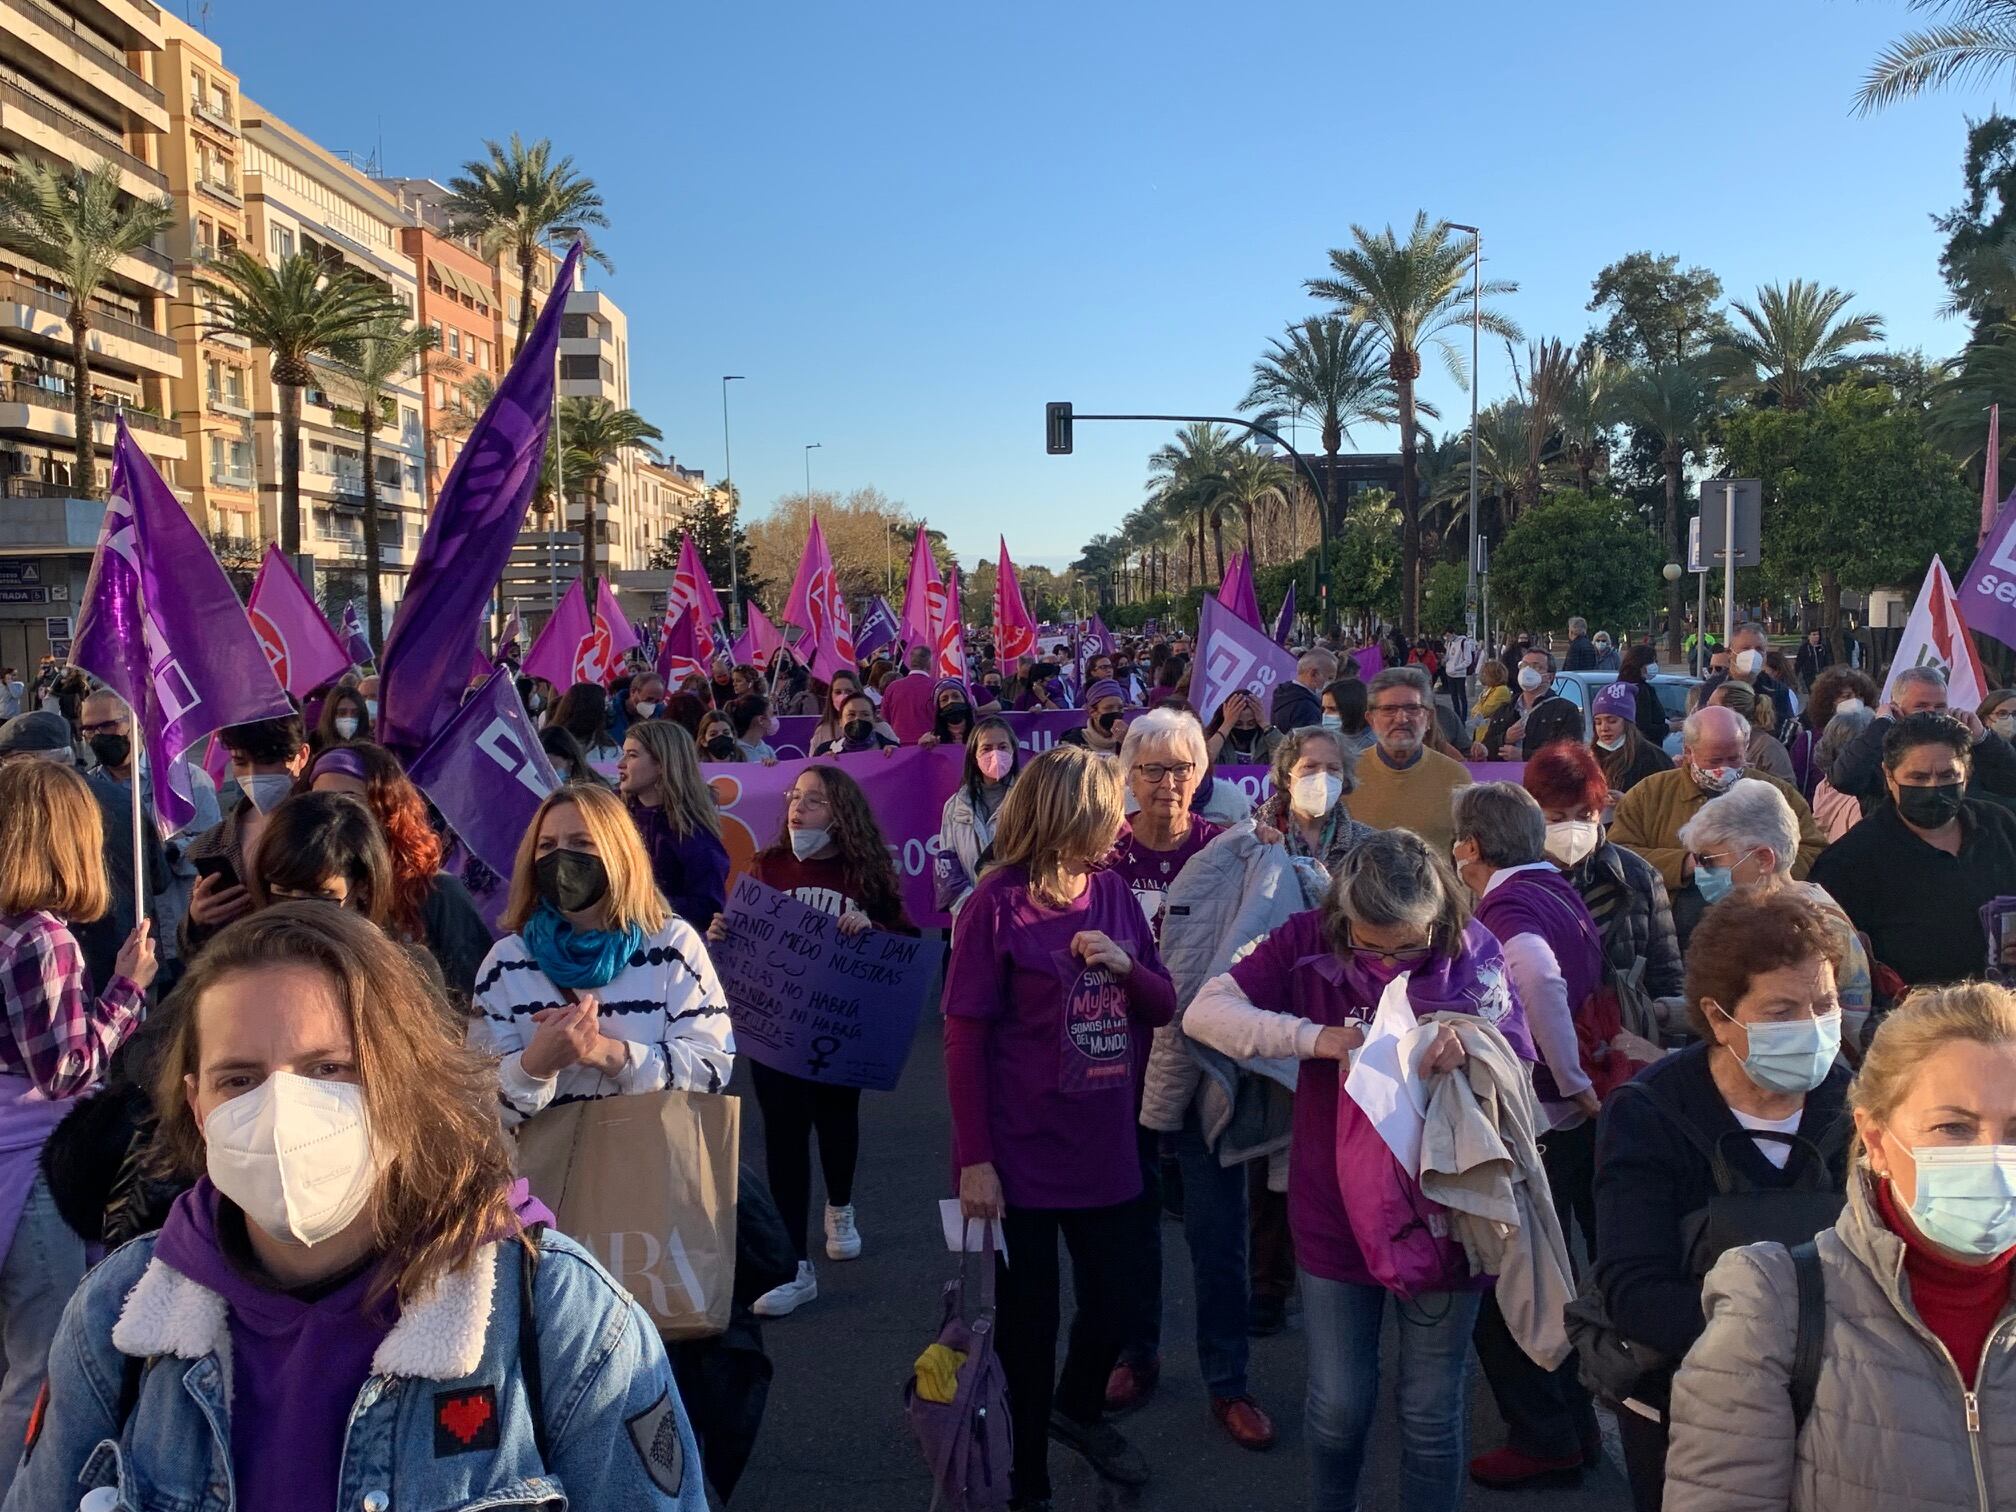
[1592,682,1674,799]
[1981,687,2016,744]
[312,686,371,752]
[708,765,916,1316]
[1255,726,1377,878]
[1663,980,2016,1512]
[13,903,708,1512]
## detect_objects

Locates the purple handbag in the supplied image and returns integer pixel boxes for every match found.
[904,1226,1013,1511]
[1334,1091,1472,1300]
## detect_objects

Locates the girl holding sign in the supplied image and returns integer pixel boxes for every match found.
[713,765,915,1318]
[946,746,1177,1506]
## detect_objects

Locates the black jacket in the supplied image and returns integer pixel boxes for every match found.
[1599,732,1674,796]
[1565,840,1684,999]
[1480,690,1578,758]
[1563,634,1600,671]
[79,771,168,996]
[1793,641,1830,690]
[420,873,495,1001]
[1619,679,1671,748]
[1270,679,1323,736]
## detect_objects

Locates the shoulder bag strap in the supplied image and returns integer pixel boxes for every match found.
[519,1225,552,1466]
[1788,1239,1826,1430]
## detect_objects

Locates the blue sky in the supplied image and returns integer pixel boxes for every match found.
[210,0,2003,572]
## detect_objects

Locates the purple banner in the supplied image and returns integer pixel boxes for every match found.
[1960,508,2016,651]
[764,708,1091,761]
[709,874,937,1091]
[408,668,560,876]
[1195,592,1297,724]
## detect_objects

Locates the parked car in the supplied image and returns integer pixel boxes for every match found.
[1546,670,1701,747]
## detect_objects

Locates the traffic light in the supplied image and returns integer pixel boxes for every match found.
[1045,401,1073,455]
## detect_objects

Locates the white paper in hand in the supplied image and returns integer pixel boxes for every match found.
[939,1198,1008,1263]
[1343,972,1436,1176]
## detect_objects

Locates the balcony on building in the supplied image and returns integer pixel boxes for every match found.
[0,273,177,376]
[0,373,182,461]
[0,0,170,136]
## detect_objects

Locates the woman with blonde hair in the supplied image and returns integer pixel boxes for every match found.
[470,783,732,1132]
[617,718,731,930]
[0,759,154,1494]
[1664,981,2016,1512]
[13,903,705,1511]
[947,746,1177,1504]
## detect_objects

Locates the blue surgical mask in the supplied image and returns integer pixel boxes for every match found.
[1714,1004,1841,1094]
[1695,863,1735,905]
[1901,1144,2016,1258]
[1320,713,1344,732]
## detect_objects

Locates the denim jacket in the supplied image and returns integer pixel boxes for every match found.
[5,1229,704,1512]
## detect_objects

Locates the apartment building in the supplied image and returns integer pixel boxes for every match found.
[634,454,707,562]
[0,0,183,669]
[559,276,653,574]
[240,99,424,616]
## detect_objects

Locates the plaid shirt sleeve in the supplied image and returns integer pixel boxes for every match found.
[0,916,144,1098]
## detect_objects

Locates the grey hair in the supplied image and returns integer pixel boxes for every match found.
[1118,706,1209,779]
[80,687,133,719]
[1815,707,1875,783]
[908,644,932,670]
[1450,782,1548,868]
[1297,648,1338,681]
[1270,725,1359,801]
[1893,664,1947,697]
[1682,704,1750,749]
[1368,665,1433,702]
[1568,617,1588,636]
[1677,778,1799,877]
[1325,829,1473,958]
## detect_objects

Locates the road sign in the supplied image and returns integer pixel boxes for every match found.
[1697,479,1762,567]
[1687,516,1703,573]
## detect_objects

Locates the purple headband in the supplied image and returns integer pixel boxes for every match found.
[1085,678,1125,707]
[309,748,370,784]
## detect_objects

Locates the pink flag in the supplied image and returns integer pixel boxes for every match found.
[658,606,708,685]
[594,579,640,659]
[900,529,944,649]
[1220,551,1263,630]
[523,580,623,688]
[246,545,351,697]
[783,516,831,636]
[733,601,786,671]
[782,518,856,681]
[993,538,1036,663]
[1985,405,2003,546]
[672,534,726,635]
[937,570,968,683]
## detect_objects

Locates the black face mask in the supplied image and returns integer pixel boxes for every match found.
[705,735,737,759]
[89,733,130,771]
[1094,710,1122,734]
[535,848,609,913]
[943,703,972,726]
[1896,781,1964,830]
[984,682,1001,696]
[844,718,874,744]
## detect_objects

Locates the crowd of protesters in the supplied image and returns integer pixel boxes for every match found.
[0,606,2011,1512]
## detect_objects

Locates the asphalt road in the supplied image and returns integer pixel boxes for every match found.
[728,996,1637,1512]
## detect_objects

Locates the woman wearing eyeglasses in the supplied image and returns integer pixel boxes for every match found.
[1184,830,1534,1512]
[1111,710,1226,938]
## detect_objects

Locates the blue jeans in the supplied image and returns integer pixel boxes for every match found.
[0,1173,84,1500]
[1122,1113,1251,1398]
[1301,1271,1479,1512]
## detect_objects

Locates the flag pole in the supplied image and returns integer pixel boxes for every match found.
[130,758,144,945]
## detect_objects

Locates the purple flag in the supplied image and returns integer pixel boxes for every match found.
[1193,588,1298,725]
[72,421,292,832]
[378,242,582,757]
[856,594,900,661]
[406,666,560,876]
[1220,551,1263,630]
[1082,614,1115,657]
[247,546,351,697]
[1959,483,2016,651]
[1271,581,1297,646]
[340,600,374,667]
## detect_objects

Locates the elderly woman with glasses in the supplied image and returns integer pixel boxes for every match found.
[1112,709,1234,936]
[1677,777,1872,1050]
[1185,831,1534,1512]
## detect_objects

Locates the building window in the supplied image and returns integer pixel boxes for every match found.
[446,328,460,359]
[561,314,588,339]
[271,227,294,259]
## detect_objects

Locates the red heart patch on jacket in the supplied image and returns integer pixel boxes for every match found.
[441,1394,491,1444]
[433,1386,500,1456]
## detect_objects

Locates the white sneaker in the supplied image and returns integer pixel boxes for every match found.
[825,1203,862,1260]
[753,1261,817,1318]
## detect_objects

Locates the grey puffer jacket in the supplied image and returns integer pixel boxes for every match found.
[1665,1171,2016,1512]
[1144,825,1322,1164]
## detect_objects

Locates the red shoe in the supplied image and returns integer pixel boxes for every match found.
[1210,1396,1277,1451]
[1467,1446,1584,1489]
[1103,1356,1159,1413]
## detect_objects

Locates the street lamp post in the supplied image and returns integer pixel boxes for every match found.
[805,442,822,502]
[1449,222,1482,643]
[721,375,744,634]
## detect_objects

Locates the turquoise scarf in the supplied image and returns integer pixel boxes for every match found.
[521,904,647,990]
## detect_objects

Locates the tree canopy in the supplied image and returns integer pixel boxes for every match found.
[1487,491,1663,635]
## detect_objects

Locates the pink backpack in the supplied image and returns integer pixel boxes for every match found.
[904,1229,1013,1511]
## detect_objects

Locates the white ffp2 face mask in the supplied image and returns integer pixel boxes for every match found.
[203,1072,378,1247]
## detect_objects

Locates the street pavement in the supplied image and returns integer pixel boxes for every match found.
[728,991,1636,1512]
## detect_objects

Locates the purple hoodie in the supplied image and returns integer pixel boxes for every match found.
[152,1180,397,1512]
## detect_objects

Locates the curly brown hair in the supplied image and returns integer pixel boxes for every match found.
[759,764,903,919]
[1683,890,1846,1042]
[309,742,442,942]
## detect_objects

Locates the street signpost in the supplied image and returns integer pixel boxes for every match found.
[1698,479,1762,659]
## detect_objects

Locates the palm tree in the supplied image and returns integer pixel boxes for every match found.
[443,134,610,358]
[1241,315,1397,539]
[0,159,172,499]
[1617,360,1720,658]
[1307,213,1520,632]
[197,251,402,554]
[1510,338,1577,515]
[1558,348,1619,496]
[320,318,438,646]
[1714,280,1885,411]
[1214,447,1294,564]
[1857,3,2016,112]
[558,395,662,606]
[1146,422,1240,582]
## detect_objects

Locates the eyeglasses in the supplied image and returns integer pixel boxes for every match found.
[80,720,127,737]
[1368,702,1429,720]
[1134,762,1195,784]
[1349,943,1436,969]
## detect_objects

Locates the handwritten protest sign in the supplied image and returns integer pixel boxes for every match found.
[711,874,937,1090]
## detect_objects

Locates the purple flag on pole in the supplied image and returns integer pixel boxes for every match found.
[377,243,582,757]
[522,580,601,688]
[671,534,725,637]
[340,600,374,667]
[1220,552,1264,630]
[657,605,707,685]
[1960,483,2016,651]
[856,594,900,662]
[1271,581,1297,646]
[1193,588,1298,725]
[1082,614,1115,657]
[406,666,559,876]
[247,545,351,697]
[72,421,292,832]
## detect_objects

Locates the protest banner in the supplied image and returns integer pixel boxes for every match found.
[710,874,938,1090]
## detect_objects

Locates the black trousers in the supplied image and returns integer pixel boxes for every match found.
[748,1060,861,1261]
[1472,1118,1600,1460]
[1617,1403,1669,1512]
[996,1200,1136,1505]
